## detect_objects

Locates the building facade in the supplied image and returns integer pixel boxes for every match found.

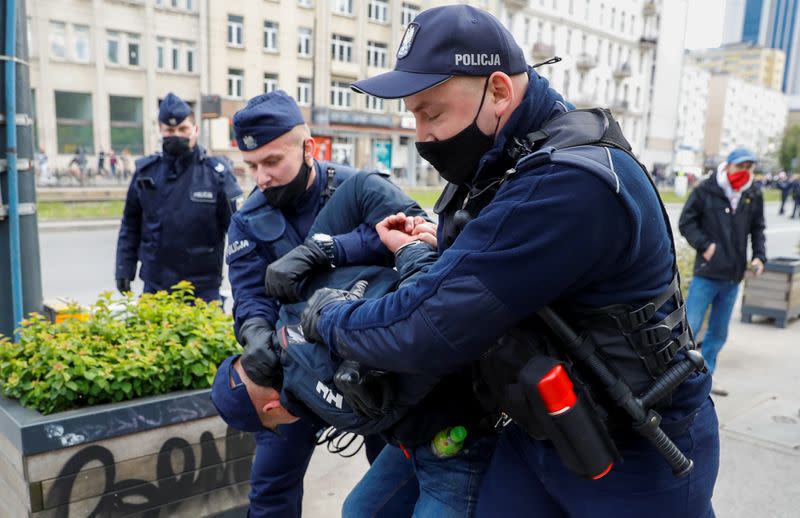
[499,0,660,155]
[205,0,490,186]
[673,63,710,173]
[724,0,799,98]
[687,43,785,91]
[28,0,203,170]
[704,74,787,167]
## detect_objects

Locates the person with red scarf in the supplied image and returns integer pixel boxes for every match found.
[679,148,766,396]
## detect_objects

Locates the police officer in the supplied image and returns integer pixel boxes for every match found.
[225,90,426,517]
[301,5,719,517]
[115,92,242,302]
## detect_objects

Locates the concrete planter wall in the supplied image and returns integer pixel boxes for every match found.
[741,256,800,328]
[0,389,254,517]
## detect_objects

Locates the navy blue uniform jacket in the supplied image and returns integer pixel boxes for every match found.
[115,145,242,291]
[317,69,710,416]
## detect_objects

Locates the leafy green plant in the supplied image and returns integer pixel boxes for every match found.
[0,282,240,415]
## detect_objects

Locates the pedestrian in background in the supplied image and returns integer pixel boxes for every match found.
[776,171,791,215]
[679,148,766,396]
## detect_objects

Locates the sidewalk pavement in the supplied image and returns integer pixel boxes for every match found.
[300,294,800,517]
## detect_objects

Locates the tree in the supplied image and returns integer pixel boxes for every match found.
[779,125,800,173]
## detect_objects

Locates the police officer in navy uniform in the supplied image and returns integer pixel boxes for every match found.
[301,5,719,517]
[225,91,426,517]
[115,92,242,302]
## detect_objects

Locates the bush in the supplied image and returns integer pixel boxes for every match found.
[0,282,240,415]
[675,237,696,295]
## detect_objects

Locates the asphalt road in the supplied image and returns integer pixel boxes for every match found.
[38,202,799,305]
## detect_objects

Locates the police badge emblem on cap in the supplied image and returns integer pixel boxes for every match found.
[215,162,225,172]
[243,135,257,150]
[169,117,177,125]
[397,23,418,59]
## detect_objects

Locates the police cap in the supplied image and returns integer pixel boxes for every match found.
[210,355,264,433]
[351,5,527,99]
[158,92,193,126]
[232,91,305,151]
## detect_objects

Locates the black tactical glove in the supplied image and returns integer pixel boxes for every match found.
[238,318,282,388]
[301,280,368,344]
[333,360,396,420]
[116,278,132,294]
[265,235,335,303]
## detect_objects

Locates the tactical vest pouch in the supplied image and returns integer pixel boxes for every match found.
[477,329,619,479]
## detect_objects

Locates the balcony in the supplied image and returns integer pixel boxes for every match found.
[572,92,596,109]
[639,36,658,49]
[643,1,657,17]
[576,53,597,72]
[612,62,632,80]
[611,99,630,114]
[504,0,529,10]
[531,42,556,61]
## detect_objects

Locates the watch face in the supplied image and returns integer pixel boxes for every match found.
[312,233,333,243]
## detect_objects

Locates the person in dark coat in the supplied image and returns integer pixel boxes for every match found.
[679,148,766,395]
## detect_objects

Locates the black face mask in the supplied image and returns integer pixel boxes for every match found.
[263,151,312,209]
[162,136,193,157]
[415,78,500,186]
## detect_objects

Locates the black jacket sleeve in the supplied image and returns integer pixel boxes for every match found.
[678,188,712,253]
[115,177,142,280]
[750,193,767,262]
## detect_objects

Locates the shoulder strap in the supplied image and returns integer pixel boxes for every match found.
[135,154,160,173]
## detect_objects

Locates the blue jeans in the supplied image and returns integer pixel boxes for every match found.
[344,436,496,518]
[685,276,740,374]
[248,420,318,518]
[476,399,720,517]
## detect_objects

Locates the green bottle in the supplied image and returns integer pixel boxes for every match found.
[431,426,468,458]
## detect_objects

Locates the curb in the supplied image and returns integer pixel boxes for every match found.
[38,219,120,232]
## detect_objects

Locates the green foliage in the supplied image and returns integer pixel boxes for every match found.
[37,201,125,221]
[779,125,800,173]
[0,282,240,415]
[675,238,696,296]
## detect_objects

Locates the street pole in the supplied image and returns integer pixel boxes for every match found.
[1,0,43,339]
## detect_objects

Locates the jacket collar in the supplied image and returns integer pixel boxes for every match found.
[471,67,569,184]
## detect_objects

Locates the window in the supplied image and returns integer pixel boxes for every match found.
[156,38,165,69]
[367,41,387,68]
[107,31,120,64]
[264,21,279,52]
[73,25,90,62]
[620,11,626,32]
[186,44,195,73]
[264,73,278,93]
[397,99,409,114]
[297,77,312,106]
[331,34,353,62]
[55,91,94,154]
[170,40,180,71]
[335,0,353,15]
[187,0,194,10]
[127,33,140,66]
[298,0,312,7]
[523,18,530,44]
[228,68,244,98]
[227,15,244,47]
[368,0,389,23]
[110,95,144,154]
[298,27,312,57]
[330,80,352,108]
[366,95,384,112]
[401,3,419,26]
[332,136,353,165]
[566,29,572,54]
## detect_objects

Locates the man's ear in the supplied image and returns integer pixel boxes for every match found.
[261,399,283,414]
[303,137,316,166]
[488,72,514,116]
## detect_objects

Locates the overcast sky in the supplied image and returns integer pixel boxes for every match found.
[684,0,727,50]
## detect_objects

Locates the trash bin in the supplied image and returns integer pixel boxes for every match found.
[741,256,800,328]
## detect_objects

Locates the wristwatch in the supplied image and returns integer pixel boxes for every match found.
[310,233,337,267]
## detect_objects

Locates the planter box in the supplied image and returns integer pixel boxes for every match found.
[741,256,800,328]
[0,389,254,517]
